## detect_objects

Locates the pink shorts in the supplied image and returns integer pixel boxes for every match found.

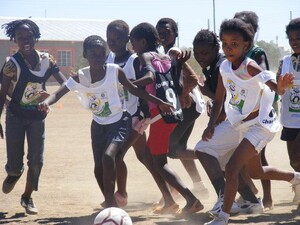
[147,108,176,155]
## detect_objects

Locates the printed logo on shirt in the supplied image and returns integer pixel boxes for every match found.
[21,82,49,105]
[86,91,112,117]
[226,79,247,113]
[289,85,300,113]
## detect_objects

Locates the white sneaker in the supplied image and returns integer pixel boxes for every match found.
[239,198,264,214]
[292,183,300,204]
[204,212,229,225]
[209,195,240,216]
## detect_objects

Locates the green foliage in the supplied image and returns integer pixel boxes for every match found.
[256,40,289,71]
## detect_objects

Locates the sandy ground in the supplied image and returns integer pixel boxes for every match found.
[1,85,300,225]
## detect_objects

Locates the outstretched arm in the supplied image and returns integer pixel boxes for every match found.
[118,68,173,113]
[266,72,294,95]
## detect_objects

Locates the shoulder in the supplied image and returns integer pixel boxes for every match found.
[3,58,17,78]
[246,59,263,76]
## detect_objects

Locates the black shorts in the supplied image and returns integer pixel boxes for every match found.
[280,127,300,141]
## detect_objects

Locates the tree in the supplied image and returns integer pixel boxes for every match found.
[256,40,284,72]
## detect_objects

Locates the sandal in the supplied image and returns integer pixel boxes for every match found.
[153,203,179,214]
[175,199,204,218]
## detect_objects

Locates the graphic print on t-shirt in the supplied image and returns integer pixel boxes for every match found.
[86,91,112,117]
[226,79,248,113]
[289,85,300,113]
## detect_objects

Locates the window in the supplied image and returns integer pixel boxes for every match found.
[57,50,72,67]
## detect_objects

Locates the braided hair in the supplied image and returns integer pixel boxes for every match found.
[2,19,41,41]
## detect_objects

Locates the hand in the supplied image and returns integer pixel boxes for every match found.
[202,125,215,141]
[206,99,213,117]
[38,102,50,113]
[176,50,191,65]
[158,101,174,114]
[278,73,294,94]
[0,123,3,139]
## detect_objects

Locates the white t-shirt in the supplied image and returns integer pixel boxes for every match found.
[66,63,125,125]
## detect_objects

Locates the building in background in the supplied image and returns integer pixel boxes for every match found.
[0,17,111,81]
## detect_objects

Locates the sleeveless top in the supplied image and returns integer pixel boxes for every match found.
[65,63,125,125]
[280,55,300,128]
[220,58,280,132]
[6,52,59,120]
[106,52,138,115]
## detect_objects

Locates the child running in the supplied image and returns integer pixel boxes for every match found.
[0,19,66,214]
[155,17,208,199]
[234,10,273,209]
[129,22,203,217]
[105,19,158,207]
[38,35,173,208]
[278,18,300,204]
[204,18,300,225]
[193,29,260,217]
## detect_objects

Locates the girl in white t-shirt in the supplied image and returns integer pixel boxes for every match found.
[278,18,300,179]
[204,18,300,225]
[38,35,173,208]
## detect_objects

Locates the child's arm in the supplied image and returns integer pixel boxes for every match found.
[266,73,294,95]
[38,75,80,112]
[118,68,173,113]
[202,73,226,141]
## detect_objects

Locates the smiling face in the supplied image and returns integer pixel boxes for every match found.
[14,24,36,56]
[288,29,300,55]
[156,23,177,49]
[193,42,219,69]
[221,31,250,67]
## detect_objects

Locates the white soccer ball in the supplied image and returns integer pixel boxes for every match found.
[93,207,133,225]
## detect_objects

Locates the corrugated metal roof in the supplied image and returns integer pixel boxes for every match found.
[0,17,111,41]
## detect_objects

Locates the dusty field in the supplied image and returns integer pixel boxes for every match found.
[0,85,300,225]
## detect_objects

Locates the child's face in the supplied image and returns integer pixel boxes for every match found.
[14,24,36,56]
[106,28,129,53]
[221,31,249,63]
[129,37,145,55]
[156,23,176,48]
[84,45,106,69]
[288,30,300,54]
[193,42,218,69]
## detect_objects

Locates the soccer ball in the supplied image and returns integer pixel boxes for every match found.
[93,207,133,225]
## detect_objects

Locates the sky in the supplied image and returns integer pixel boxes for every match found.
[0,0,299,50]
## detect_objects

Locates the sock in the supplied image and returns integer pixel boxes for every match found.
[219,210,230,222]
[289,172,300,185]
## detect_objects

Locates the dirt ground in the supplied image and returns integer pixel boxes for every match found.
[1,85,300,225]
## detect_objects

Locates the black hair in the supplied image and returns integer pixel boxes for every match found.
[1,19,41,41]
[219,18,254,43]
[83,35,107,54]
[130,22,160,51]
[234,11,259,34]
[107,19,129,36]
[193,29,219,49]
[286,18,300,36]
[156,17,178,37]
